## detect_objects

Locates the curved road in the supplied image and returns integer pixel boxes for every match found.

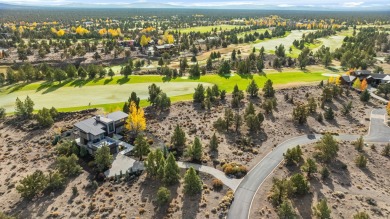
[228,109,390,219]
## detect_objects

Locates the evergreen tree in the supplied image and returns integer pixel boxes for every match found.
[193,84,205,103]
[186,137,203,162]
[360,89,370,102]
[224,108,234,132]
[290,173,309,195]
[301,158,317,178]
[313,199,331,219]
[157,186,171,205]
[171,125,186,152]
[163,153,180,185]
[315,133,339,163]
[233,112,242,133]
[183,167,203,195]
[292,104,308,124]
[134,134,150,161]
[278,199,297,219]
[148,83,162,106]
[94,145,114,172]
[55,154,82,177]
[246,79,259,98]
[353,212,370,219]
[36,107,54,127]
[209,133,218,151]
[206,56,213,71]
[46,171,65,191]
[324,107,334,120]
[263,79,275,98]
[16,170,47,199]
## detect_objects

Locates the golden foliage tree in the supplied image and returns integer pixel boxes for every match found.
[140,35,150,47]
[126,101,146,134]
[353,79,361,90]
[335,76,342,85]
[360,79,368,91]
[387,101,390,116]
[163,32,174,44]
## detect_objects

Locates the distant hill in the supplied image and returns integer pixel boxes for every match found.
[0,1,388,11]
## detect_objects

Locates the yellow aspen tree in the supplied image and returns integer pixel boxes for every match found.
[328,76,335,84]
[387,102,390,116]
[126,101,146,135]
[360,79,368,91]
[353,79,361,90]
[335,76,342,85]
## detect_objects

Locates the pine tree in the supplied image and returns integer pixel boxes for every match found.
[171,125,186,152]
[360,89,370,102]
[184,167,203,195]
[24,96,34,119]
[301,158,317,178]
[16,170,47,199]
[36,107,54,127]
[145,150,157,178]
[277,199,297,219]
[313,199,331,219]
[315,133,339,163]
[233,112,242,133]
[246,79,259,98]
[324,107,334,120]
[193,84,205,103]
[224,108,234,132]
[94,145,114,172]
[134,134,150,161]
[263,79,275,98]
[292,104,308,124]
[163,153,180,185]
[56,154,82,176]
[209,133,218,151]
[186,137,202,162]
[148,83,162,106]
[15,97,26,118]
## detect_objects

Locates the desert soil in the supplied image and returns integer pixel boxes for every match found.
[250,141,390,219]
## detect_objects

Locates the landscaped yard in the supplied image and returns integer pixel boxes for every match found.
[0,70,328,113]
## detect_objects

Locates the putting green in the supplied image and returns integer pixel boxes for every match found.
[0,82,212,113]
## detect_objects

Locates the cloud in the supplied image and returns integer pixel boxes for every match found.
[342,1,364,7]
[277,4,295,7]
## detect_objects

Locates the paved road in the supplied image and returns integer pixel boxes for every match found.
[228,109,390,219]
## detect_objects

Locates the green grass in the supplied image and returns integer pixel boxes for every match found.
[172,25,242,34]
[1,70,328,113]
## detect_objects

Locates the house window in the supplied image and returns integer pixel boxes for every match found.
[108,123,114,133]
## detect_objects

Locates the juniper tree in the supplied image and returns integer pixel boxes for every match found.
[315,133,339,163]
[263,79,275,98]
[193,84,205,103]
[301,158,317,178]
[209,133,218,151]
[186,137,203,162]
[313,199,331,219]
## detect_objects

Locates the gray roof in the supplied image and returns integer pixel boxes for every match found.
[74,117,106,136]
[107,111,128,121]
[341,75,356,83]
[75,111,128,136]
[370,73,387,80]
[355,70,371,76]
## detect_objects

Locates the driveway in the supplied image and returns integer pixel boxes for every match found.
[227,109,390,219]
[104,154,144,177]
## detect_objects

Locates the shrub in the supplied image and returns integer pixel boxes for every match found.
[382,144,390,157]
[222,162,247,178]
[212,178,223,190]
[355,154,367,168]
[157,186,171,205]
[320,167,330,179]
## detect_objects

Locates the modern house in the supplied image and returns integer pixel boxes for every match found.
[366,73,390,86]
[74,111,132,155]
[340,75,357,85]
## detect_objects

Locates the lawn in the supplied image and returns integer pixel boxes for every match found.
[237,28,270,39]
[1,70,328,113]
[253,30,314,51]
[172,25,242,34]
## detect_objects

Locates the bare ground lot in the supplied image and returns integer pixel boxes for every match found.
[250,141,390,219]
[0,84,384,219]
[146,84,380,173]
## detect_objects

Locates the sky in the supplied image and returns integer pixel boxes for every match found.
[1,0,390,10]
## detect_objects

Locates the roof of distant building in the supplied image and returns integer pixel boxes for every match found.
[74,111,128,136]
